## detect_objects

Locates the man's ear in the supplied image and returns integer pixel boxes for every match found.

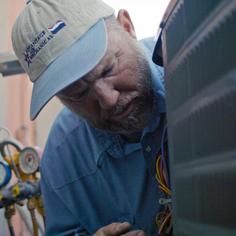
[117,9,136,38]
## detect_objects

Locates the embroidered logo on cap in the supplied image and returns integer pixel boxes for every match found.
[48,20,66,34]
[24,20,66,67]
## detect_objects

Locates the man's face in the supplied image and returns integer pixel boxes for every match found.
[58,23,153,136]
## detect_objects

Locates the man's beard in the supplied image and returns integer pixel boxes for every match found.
[102,96,153,135]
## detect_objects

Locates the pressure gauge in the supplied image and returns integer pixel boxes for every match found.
[19,147,39,174]
[0,161,12,188]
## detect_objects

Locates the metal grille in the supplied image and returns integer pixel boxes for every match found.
[161,0,236,235]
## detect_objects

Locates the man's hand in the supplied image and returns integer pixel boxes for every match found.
[93,222,145,236]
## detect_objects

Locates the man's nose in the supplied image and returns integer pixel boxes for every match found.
[91,79,119,110]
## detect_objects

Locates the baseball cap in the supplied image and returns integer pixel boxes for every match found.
[11,0,114,120]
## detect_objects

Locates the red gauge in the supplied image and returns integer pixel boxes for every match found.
[19,147,39,174]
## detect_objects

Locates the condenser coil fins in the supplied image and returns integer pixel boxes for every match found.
[160,0,236,235]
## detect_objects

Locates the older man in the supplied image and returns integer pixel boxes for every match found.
[12,0,167,235]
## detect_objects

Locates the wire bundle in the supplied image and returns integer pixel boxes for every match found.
[155,126,173,235]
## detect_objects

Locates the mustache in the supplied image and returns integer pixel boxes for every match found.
[101,96,153,134]
[102,86,154,121]
[102,95,138,119]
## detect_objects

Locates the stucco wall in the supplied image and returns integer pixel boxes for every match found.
[0,1,62,235]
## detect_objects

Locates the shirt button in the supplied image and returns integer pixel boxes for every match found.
[145,146,152,152]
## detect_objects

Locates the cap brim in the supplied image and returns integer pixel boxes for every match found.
[30,19,107,120]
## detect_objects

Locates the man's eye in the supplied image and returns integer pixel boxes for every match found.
[102,66,113,77]
[69,89,89,102]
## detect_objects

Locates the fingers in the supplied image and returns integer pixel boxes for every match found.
[121,230,145,236]
[93,222,132,236]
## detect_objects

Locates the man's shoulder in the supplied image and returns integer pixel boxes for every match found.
[139,37,156,53]
[139,37,164,73]
[139,37,165,113]
[49,107,84,144]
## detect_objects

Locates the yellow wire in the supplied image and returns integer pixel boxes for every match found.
[155,146,172,234]
[156,175,169,193]
[155,156,171,195]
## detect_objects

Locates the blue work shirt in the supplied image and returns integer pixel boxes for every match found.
[40,38,166,236]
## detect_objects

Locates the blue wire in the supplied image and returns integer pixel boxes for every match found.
[160,125,170,188]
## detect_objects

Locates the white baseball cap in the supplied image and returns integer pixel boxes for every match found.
[12,0,114,120]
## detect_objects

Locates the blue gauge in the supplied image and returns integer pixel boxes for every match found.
[0,161,12,188]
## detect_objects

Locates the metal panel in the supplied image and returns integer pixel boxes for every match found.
[0,52,24,77]
[160,0,236,235]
